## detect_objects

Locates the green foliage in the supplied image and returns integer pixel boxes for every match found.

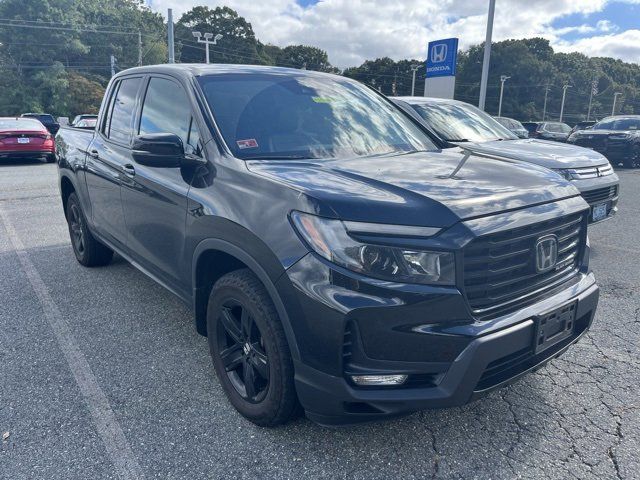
[0,0,165,116]
[175,6,268,64]
[273,45,338,72]
[344,58,425,96]
[0,2,638,125]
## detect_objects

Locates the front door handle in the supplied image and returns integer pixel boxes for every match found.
[122,164,136,176]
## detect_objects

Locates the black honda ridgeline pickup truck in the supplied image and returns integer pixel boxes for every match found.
[56,65,599,427]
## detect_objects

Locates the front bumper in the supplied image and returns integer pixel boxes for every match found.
[290,268,598,426]
[573,174,620,223]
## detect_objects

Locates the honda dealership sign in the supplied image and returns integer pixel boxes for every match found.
[424,38,458,98]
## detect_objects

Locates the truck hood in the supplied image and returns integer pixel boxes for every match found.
[454,139,609,169]
[247,149,580,228]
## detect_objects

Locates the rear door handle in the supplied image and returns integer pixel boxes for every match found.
[122,164,136,176]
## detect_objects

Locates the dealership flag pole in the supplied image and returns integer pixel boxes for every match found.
[478,0,496,110]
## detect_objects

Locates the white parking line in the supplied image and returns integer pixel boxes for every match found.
[0,208,144,480]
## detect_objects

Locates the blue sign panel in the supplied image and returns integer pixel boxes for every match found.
[425,38,458,78]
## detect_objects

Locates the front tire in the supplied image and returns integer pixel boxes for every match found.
[206,269,299,427]
[66,192,113,267]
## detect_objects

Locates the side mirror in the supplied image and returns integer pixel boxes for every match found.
[132,133,185,167]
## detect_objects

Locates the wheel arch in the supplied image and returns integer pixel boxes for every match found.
[60,174,77,217]
[192,238,301,361]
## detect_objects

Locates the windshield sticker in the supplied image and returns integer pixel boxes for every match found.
[237,138,258,149]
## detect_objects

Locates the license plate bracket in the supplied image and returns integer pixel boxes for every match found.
[534,302,577,354]
[592,203,607,222]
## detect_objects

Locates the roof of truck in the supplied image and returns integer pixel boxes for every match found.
[114,63,339,80]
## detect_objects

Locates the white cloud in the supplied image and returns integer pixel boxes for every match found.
[147,0,639,68]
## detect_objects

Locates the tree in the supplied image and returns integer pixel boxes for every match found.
[274,45,337,72]
[344,58,424,96]
[175,6,268,65]
[67,72,105,115]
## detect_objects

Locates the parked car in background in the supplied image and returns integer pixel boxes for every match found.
[74,118,97,129]
[56,64,600,427]
[393,97,619,223]
[0,117,55,162]
[70,114,98,126]
[570,121,596,135]
[522,121,572,142]
[21,113,60,135]
[568,116,640,168]
[494,116,529,138]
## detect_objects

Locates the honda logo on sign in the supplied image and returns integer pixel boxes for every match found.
[431,43,448,63]
[535,235,558,273]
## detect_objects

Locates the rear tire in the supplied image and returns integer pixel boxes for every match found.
[44,154,55,163]
[66,192,113,267]
[206,269,299,427]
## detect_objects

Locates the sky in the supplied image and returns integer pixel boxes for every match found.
[146,0,640,69]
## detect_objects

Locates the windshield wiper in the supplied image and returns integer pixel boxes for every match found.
[444,138,470,142]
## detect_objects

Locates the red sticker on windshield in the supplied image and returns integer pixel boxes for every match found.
[237,138,258,149]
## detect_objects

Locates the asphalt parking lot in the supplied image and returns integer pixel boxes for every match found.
[1,160,639,480]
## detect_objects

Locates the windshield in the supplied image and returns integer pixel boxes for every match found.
[197,73,436,160]
[409,101,517,142]
[0,118,44,131]
[594,117,640,131]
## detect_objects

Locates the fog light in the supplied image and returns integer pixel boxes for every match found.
[351,374,408,386]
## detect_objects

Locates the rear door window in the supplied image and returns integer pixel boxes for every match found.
[108,77,142,144]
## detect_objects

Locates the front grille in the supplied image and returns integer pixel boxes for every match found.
[463,212,586,319]
[566,164,614,179]
[582,185,618,204]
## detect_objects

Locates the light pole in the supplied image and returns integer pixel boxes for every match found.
[587,79,598,121]
[612,92,622,116]
[410,64,420,96]
[478,0,496,110]
[192,31,223,64]
[559,84,571,122]
[498,75,510,117]
[542,82,550,121]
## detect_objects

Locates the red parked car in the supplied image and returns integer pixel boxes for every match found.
[0,117,55,162]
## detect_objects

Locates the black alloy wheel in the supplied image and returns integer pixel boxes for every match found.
[206,269,299,426]
[217,299,270,403]
[65,192,113,267]
[68,202,86,257]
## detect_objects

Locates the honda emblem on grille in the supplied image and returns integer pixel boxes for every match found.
[535,235,558,273]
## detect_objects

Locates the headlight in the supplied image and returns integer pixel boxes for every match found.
[290,211,455,285]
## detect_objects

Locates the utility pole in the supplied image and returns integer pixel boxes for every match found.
[612,92,622,115]
[559,84,571,122]
[587,79,597,121]
[167,8,175,64]
[542,82,550,120]
[192,32,223,64]
[138,31,142,66]
[498,75,510,116]
[478,0,496,110]
[410,64,420,96]
[110,55,116,77]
